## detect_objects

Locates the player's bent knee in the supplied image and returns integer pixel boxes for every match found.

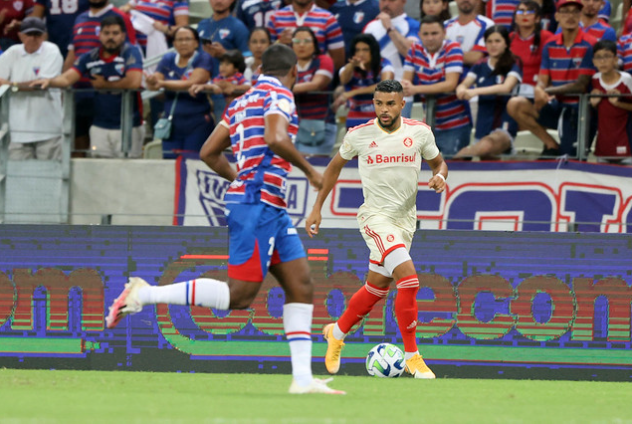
[383,247,412,276]
[228,281,260,309]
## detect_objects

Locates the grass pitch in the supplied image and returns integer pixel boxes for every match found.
[0,369,630,423]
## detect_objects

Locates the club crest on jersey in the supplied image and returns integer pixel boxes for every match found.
[403,137,413,148]
[219,29,230,39]
[115,63,125,74]
[572,57,582,68]
[33,67,40,76]
[386,234,394,242]
[353,11,364,24]
[13,0,23,11]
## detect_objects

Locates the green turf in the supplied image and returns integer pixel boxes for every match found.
[0,369,630,423]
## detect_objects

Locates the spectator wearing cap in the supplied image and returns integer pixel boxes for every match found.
[0,17,63,160]
[507,0,597,158]
[33,15,144,158]
[553,0,615,41]
[196,0,250,122]
[0,0,34,51]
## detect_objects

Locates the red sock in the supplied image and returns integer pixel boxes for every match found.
[395,275,420,353]
[337,282,389,334]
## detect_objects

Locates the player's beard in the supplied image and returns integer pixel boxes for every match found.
[378,112,400,131]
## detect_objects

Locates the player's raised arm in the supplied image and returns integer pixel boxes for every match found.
[200,123,238,182]
[426,153,448,193]
[305,152,349,237]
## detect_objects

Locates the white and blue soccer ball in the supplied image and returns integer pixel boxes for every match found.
[365,343,405,378]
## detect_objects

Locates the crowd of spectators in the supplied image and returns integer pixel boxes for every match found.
[1,0,632,163]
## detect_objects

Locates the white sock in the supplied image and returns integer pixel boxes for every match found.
[333,323,346,340]
[283,303,314,387]
[137,278,230,310]
[404,351,420,361]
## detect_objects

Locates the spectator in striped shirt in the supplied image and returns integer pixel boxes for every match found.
[445,0,495,67]
[577,0,616,41]
[292,26,336,155]
[485,0,522,30]
[119,0,189,52]
[617,32,632,72]
[267,0,345,70]
[507,0,596,157]
[402,15,472,156]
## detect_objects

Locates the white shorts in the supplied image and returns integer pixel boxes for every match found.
[358,213,414,265]
[9,137,62,160]
[89,125,145,158]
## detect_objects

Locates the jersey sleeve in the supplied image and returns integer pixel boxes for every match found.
[403,44,416,73]
[315,54,334,79]
[173,0,189,17]
[445,43,464,74]
[125,45,144,71]
[539,42,552,79]
[263,87,295,122]
[38,45,63,79]
[72,52,89,76]
[194,52,214,73]
[155,53,171,76]
[234,19,252,57]
[508,61,522,82]
[420,128,440,161]
[266,14,279,42]
[325,13,345,51]
[220,107,231,128]
[339,130,359,160]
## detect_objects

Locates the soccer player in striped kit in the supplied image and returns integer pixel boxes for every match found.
[305,79,448,379]
[106,44,344,395]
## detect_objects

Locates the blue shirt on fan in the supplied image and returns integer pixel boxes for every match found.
[330,0,380,58]
[35,0,90,58]
[467,58,522,140]
[197,15,251,77]
[72,42,144,129]
[156,50,214,116]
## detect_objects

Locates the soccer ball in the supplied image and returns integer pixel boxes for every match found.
[365,343,405,378]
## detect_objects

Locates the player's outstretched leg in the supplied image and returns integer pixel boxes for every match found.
[105,277,230,329]
[323,281,389,374]
[394,274,436,379]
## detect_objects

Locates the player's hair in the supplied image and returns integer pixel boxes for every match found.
[420,15,446,27]
[173,26,200,43]
[292,26,321,57]
[100,15,126,33]
[220,50,247,73]
[593,39,617,56]
[261,44,297,77]
[350,34,382,78]
[420,1,451,23]
[484,25,519,77]
[511,0,543,54]
[375,79,403,94]
[249,27,272,45]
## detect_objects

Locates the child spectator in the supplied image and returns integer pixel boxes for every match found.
[454,25,522,159]
[420,0,451,22]
[589,39,632,162]
[193,50,251,115]
[510,0,554,97]
[336,33,394,128]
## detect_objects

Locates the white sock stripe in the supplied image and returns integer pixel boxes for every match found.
[396,277,419,289]
[364,283,388,298]
[397,282,420,289]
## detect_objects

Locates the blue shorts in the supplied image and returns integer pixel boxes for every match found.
[226,202,306,282]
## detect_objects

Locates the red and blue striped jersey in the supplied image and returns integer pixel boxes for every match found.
[343,57,394,127]
[295,54,334,120]
[486,0,521,29]
[129,0,188,48]
[267,4,344,53]
[539,30,596,106]
[555,21,616,42]
[403,40,470,130]
[213,72,248,86]
[221,75,299,209]
[617,33,632,72]
[70,5,136,56]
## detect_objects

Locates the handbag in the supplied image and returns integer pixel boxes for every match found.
[153,93,178,140]
[297,118,326,146]
[152,53,198,140]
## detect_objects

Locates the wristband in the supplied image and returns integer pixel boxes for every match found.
[435,173,446,182]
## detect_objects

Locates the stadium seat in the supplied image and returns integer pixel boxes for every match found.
[513,129,561,158]
[611,2,624,33]
[143,139,163,159]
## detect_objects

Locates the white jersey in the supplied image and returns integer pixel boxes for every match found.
[339,117,439,229]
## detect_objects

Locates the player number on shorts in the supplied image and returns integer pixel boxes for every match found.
[236,123,245,169]
[265,237,275,268]
[49,0,79,14]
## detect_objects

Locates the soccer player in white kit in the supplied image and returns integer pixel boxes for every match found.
[305,79,448,379]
